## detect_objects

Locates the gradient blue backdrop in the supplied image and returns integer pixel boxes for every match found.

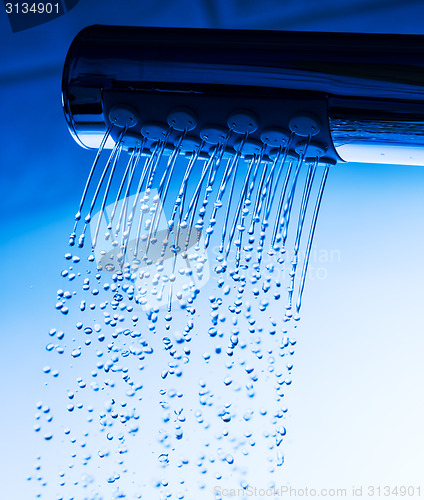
[1,1,424,498]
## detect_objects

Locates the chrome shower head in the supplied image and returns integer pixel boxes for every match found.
[61,26,424,315]
[63,25,424,166]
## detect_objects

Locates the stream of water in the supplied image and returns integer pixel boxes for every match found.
[30,128,331,499]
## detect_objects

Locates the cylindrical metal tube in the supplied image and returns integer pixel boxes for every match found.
[63,25,424,164]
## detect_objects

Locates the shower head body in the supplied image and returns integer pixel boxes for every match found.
[64,26,424,312]
[63,25,424,166]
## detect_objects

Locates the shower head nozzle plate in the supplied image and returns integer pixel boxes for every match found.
[108,105,139,128]
[289,113,320,137]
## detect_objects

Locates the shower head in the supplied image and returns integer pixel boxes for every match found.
[61,25,424,315]
[63,25,424,166]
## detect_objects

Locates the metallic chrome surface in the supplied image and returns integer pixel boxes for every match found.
[63,25,424,164]
[329,98,424,165]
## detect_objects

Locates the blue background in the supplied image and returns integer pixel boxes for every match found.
[1,0,424,498]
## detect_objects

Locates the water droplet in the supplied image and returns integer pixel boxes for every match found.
[158,454,169,464]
